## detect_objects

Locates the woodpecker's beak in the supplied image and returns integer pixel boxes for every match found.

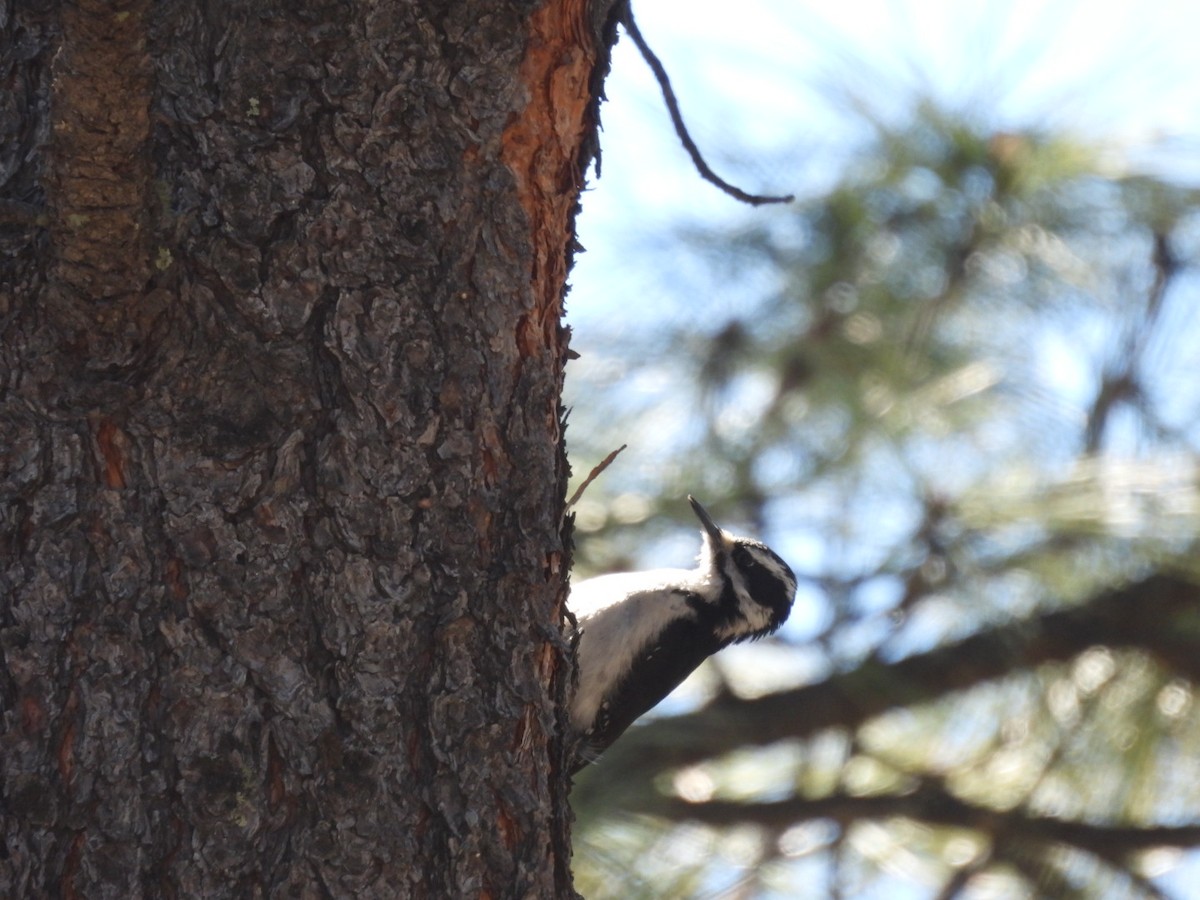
[688,496,725,544]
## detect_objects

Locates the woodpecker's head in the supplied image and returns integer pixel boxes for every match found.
[689,495,796,642]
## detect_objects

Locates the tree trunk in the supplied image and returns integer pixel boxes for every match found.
[1,0,610,895]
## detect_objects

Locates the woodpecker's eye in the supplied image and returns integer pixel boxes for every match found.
[734,547,760,571]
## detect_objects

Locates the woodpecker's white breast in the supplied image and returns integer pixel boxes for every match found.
[568,566,720,734]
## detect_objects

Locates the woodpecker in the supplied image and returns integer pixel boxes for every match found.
[568,496,796,771]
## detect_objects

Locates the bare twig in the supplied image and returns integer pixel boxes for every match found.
[620,6,794,207]
[1085,230,1176,452]
[933,849,993,900]
[567,444,627,509]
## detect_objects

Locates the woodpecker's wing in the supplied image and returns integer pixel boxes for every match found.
[574,605,723,770]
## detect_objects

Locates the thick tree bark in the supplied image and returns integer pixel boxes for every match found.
[1,0,611,896]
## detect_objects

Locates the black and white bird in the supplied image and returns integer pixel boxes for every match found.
[568,496,797,771]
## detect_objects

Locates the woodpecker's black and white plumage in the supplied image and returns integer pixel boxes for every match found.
[568,496,796,771]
